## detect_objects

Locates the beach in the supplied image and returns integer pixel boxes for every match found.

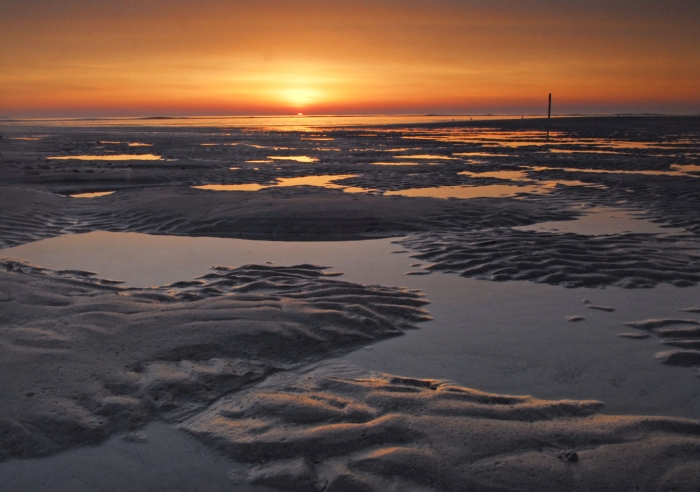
[1,115,700,491]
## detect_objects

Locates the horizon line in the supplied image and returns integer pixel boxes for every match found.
[3,112,700,123]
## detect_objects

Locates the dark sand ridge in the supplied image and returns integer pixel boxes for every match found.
[0,259,429,460]
[0,186,575,247]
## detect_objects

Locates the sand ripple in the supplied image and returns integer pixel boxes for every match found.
[623,319,700,369]
[402,229,700,288]
[183,371,700,492]
[0,260,428,460]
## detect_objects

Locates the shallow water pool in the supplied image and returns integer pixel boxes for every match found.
[3,231,700,419]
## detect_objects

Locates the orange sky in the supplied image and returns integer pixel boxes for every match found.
[1,0,699,117]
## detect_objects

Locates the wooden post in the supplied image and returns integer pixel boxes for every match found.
[546,93,552,142]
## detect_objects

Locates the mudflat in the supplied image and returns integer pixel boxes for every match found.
[1,116,700,491]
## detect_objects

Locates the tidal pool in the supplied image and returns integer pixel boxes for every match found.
[68,191,115,198]
[396,154,459,160]
[193,174,360,192]
[384,184,549,199]
[529,165,700,178]
[267,155,319,163]
[47,154,163,161]
[3,230,700,419]
[513,206,689,236]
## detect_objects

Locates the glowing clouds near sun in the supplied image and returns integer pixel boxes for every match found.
[1,0,699,116]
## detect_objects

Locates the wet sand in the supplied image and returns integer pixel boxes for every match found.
[1,116,700,491]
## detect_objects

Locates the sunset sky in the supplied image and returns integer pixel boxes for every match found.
[1,0,699,117]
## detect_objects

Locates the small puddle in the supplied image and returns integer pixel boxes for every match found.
[460,170,530,180]
[274,175,355,188]
[371,162,421,166]
[193,175,363,193]
[267,156,319,163]
[672,164,700,173]
[384,171,601,199]
[194,184,266,192]
[68,191,115,198]
[459,170,605,190]
[546,149,623,155]
[47,154,163,161]
[513,207,688,236]
[384,184,550,199]
[454,152,513,157]
[530,166,699,178]
[397,154,458,160]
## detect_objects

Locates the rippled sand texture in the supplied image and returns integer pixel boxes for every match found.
[401,229,700,288]
[0,260,428,459]
[0,185,573,248]
[2,116,700,490]
[184,370,700,492]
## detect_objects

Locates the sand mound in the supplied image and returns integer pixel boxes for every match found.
[622,319,700,369]
[183,371,700,492]
[0,260,429,460]
[401,229,700,288]
[0,185,575,248]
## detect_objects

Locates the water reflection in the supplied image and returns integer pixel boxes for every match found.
[454,152,513,157]
[194,184,267,192]
[398,154,458,160]
[671,164,700,173]
[459,170,530,180]
[546,149,622,155]
[47,154,163,161]
[384,184,550,199]
[371,162,421,166]
[68,191,115,198]
[193,174,361,193]
[529,166,699,178]
[459,169,604,189]
[401,128,700,153]
[268,156,319,163]
[513,207,688,236]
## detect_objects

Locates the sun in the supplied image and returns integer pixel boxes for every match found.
[278,87,322,109]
